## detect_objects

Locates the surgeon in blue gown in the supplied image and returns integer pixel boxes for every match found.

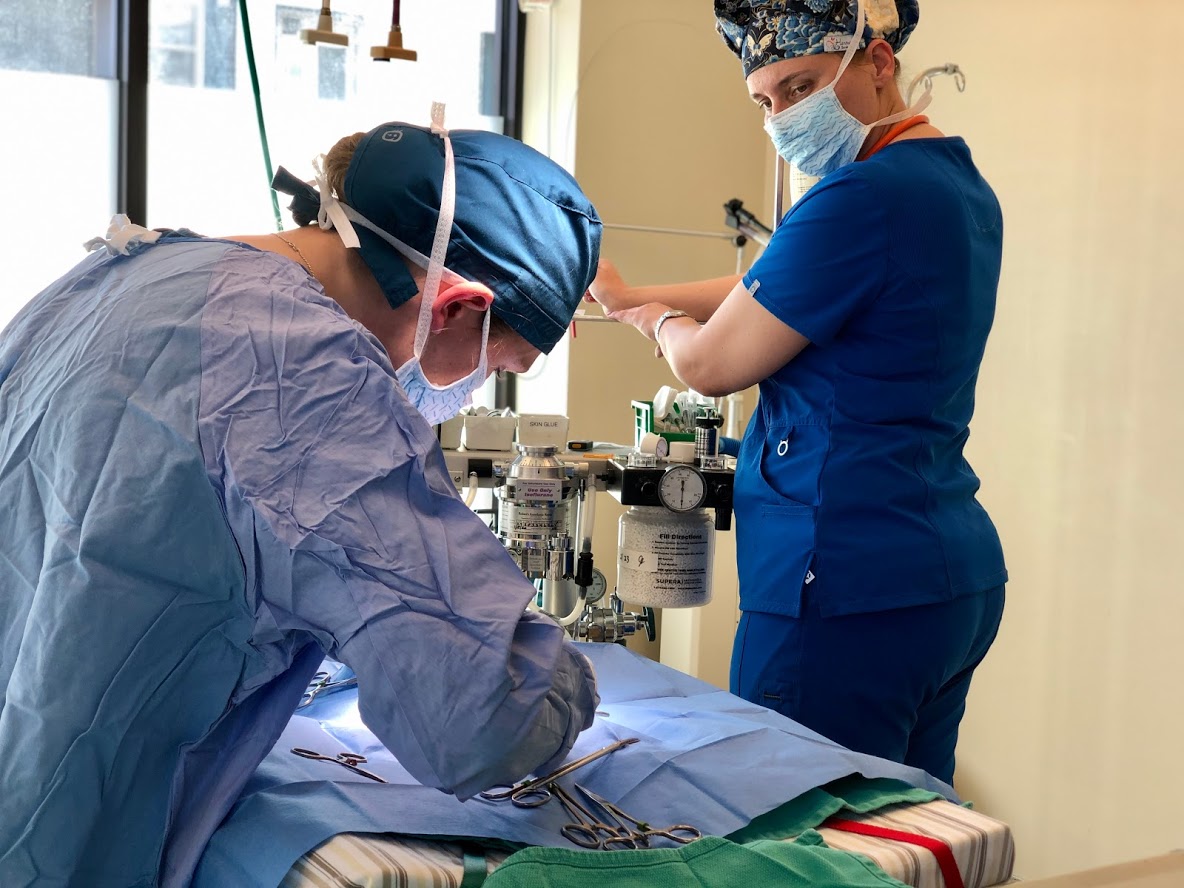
[589,0,1006,788]
[0,119,601,888]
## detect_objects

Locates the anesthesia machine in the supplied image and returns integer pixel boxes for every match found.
[441,396,735,645]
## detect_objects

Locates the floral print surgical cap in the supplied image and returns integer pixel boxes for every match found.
[715,0,920,78]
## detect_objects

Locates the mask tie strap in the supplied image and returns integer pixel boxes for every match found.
[413,101,456,358]
[831,0,867,86]
[843,0,932,128]
[475,298,491,378]
[337,204,466,287]
[873,87,933,128]
[311,154,361,249]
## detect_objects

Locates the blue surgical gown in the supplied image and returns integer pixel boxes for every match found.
[0,229,597,888]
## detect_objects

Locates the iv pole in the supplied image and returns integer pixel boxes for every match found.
[569,203,773,325]
[772,158,786,233]
[600,198,773,279]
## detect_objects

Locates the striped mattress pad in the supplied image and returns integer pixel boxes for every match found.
[281,798,1014,888]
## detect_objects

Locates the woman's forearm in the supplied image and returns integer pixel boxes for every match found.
[628,275,743,322]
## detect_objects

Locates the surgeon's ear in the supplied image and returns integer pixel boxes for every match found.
[430,282,495,333]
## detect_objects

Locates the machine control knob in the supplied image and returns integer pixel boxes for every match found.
[641,607,657,642]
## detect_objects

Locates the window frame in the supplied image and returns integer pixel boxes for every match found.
[114,0,525,229]
[118,0,150,226]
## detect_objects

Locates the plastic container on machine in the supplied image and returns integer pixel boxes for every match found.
[617,507,715,608]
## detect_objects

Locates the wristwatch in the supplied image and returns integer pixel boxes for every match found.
[653,309,690,341]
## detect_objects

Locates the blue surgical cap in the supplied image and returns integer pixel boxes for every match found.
[715,0,920,78]
[341,124,602,355]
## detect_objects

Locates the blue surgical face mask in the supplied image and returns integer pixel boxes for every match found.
[394,307,490,426]
[763,0,929,179]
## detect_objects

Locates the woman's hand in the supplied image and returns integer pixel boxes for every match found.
[604,302,673,349]
[584,259,639,314]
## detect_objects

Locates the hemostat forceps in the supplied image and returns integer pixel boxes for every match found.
[297,671,359,709]
[479,737,640,805]
[290,747,387,783]
[573,783,701,849]
[550,782,641,850]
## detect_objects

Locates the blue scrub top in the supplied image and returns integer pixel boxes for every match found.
[736,138,1007,618]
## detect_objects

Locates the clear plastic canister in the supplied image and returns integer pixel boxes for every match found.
[616,506,715,608]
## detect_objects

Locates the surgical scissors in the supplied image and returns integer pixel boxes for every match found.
[298,671,359,709]
[290,747,387,783]
[479,737,640,805]
[573,784,701,849]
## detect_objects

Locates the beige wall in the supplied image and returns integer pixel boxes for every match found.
[522,0,768,665]
[904,1,1184,879]
[525,0,1184,879]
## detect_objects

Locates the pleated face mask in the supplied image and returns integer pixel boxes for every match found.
[393,281,491,426]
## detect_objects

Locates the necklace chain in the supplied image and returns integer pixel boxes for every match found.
[271,232,314,278]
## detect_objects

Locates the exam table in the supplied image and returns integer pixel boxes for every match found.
[194,644,1015,888]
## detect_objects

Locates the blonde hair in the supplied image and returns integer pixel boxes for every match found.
[290,132,365,226]
[324,132,366,198]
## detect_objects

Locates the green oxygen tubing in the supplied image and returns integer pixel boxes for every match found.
[237,0,284,231]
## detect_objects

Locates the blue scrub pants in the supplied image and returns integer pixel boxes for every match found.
[730,586,1005,786]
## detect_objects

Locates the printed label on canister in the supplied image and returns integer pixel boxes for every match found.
[515,479,563,501]
[617,513,714,607]
[500,501,568,535]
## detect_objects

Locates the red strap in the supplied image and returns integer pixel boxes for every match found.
[825,817,965,888]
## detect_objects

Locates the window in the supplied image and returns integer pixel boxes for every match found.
[151,0,200,86]
[0,0,109,77]
[147,0,504,236]
[274,5,363,101]
[150,0,239,89]
[0,1,119,328]
[1,0,518,416]
[146,0,507,409]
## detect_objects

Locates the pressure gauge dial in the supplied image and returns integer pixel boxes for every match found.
[658,464,707,512]
[584,567,609,605]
